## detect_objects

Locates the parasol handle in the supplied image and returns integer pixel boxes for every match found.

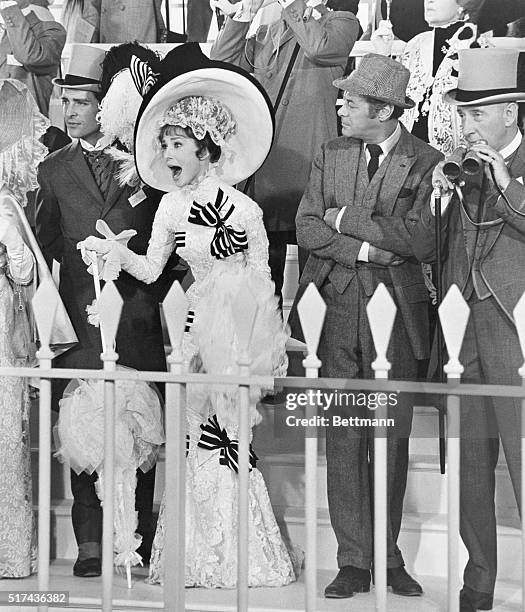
[126,563,132,589]
[89,252,107,353]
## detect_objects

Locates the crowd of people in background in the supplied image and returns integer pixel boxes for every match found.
[0,1,525,611]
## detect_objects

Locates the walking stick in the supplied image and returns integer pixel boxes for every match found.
[243,41,301,195]
[434,183,446,475]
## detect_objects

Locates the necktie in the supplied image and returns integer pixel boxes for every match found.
[366,143,383,181]
[82,148,114,198]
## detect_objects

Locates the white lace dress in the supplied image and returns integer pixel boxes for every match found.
[0,260,36,578]
[115,175,296,588]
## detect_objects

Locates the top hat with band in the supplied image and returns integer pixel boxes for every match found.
[52,44,105,93]
[444,48,525,106]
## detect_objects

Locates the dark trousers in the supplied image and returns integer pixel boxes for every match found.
[458,297,521,595]
[71,466,156,559]
[318,273,418,569]
[267,230,309,310]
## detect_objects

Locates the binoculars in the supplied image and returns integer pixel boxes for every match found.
[443,145,484,180]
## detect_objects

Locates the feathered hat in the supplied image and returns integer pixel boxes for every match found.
[131,43,275,191]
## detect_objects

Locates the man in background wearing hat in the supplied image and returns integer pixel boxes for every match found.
[0,0,65,116]
[35,44,176,578]
[294,53,442,599]
[412,47,525,612]
[211,0,360,308]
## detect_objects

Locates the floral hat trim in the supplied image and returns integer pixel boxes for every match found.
[159,96,236,147]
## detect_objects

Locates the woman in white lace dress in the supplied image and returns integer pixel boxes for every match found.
[0,80,50,578]
[80,54,298,588]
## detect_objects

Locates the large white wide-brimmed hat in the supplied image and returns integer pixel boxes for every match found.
[444,47,525,106]
[133,44,274,190]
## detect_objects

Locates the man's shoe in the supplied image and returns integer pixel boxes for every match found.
[386,567,423,596]
[460,586,493,611]
[324,565,371,599]
[73,557,101,578]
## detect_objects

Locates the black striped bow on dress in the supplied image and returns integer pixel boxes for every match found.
[188,189,248,259]
[197,415,258,473]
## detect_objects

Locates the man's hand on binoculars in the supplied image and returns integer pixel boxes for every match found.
[469,142,511,192]
[432,161,455,196]
[368,245,405,267]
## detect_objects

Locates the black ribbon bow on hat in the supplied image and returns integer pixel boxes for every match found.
[188,188,248,259]
[197,415,258,473]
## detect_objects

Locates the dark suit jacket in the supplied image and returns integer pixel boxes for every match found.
[36,140,180,375]
[411,136,525,323]
[295,124,443,360]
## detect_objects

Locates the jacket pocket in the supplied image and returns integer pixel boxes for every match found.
[400,281,429,303]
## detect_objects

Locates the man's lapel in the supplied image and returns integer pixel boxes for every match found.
[481,136,525,256]
[100,173,126,220]
[334,139,362,206]
[380,126,415,216]
[64,141,105,210]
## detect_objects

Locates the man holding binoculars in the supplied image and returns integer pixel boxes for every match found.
[412,47,525,612]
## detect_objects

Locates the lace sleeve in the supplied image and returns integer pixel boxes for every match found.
[118,195,177,284]
[240,194,271,280]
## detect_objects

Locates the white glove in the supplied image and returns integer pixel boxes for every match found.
[371,20,394,56]
[226,0,265,22]
[77,221,137,282]
[211,0,238,17]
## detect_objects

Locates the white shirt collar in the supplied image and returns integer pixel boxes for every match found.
[499,129,522,161]
[364,122,402,160]
[79,134,112,152]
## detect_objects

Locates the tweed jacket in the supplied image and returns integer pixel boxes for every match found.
[296,124,443,359]
[411,135,525,324]
[211,0,359,231]
[36,140,178,373]
[0,3,65,116]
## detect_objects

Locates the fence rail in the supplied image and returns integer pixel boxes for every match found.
[4,279,525,611]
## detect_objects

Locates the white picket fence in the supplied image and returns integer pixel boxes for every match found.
[2,278,525,612]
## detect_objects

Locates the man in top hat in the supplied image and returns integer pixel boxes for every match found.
[210,0,360,308]
[36,44,180,578]
[293,53,442,599]
[411,47,525,612]
[0,0,66,116]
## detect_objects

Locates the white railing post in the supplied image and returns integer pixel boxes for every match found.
[232,288,258,612]
[97,281,123,612]
[297,283,326,612]
[512,292,525,612]
[367,283,396,612]
[32,279,59,612]
[439,284,470,612]
[162,282,189,611]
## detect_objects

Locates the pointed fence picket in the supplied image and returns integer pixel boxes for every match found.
[32,278,59,612]
[97,282,123,612]
[297,283,326,612]
[161,281,189,612]
[232,286,258,612]
[439,285,470,612]
[366,283,397,612]
[513,292,525,612]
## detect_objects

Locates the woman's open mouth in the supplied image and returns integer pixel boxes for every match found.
[169,165,182,180]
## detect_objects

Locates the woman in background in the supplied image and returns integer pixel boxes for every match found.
[0,80,48,578]
[400,0,484,155]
